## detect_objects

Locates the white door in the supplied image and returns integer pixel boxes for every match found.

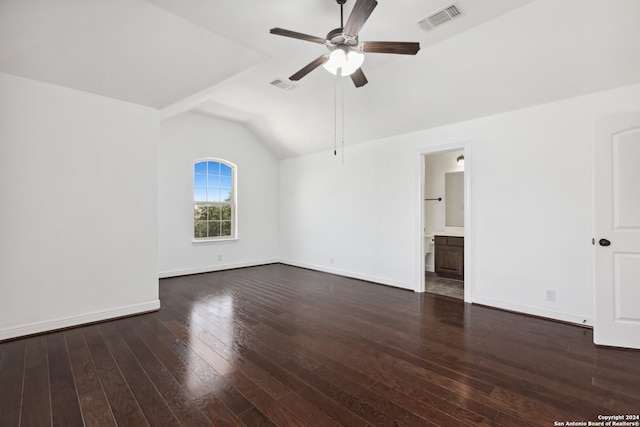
[594,113,640,349]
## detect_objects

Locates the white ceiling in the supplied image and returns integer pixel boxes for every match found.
[2,0,640,158]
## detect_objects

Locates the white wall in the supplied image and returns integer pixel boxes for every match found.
[279,83,640,325]
[280,143,419,289]
[158,113,279,277]
[0,73,159,340]
[424,150,464,271]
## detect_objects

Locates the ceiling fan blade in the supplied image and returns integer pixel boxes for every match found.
[362,41,420,55]
[343,0,378,37]
[289,55,329,81]
[350,68,368,88]
[270,28,326,45]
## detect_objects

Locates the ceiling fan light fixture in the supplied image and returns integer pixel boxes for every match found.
[323,47,364,76]
[270,0,420,87]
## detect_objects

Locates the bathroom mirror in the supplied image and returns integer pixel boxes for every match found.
[445,171,464,227]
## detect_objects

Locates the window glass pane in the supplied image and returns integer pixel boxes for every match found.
[194,205,208,221]
[194,188,207,201]
[208,221,220,237]
[209,206,221,221]
[194,221,207,238]
[207,161,220,175]
[221,221,231,236]
[207,175,220,188]
[221,205,232,220]
[194,162,206,174]
[220,176,232,189]
[194,159,235,240]
[194,174,206,187]
[220,188,232,202]
[207,188,220,202]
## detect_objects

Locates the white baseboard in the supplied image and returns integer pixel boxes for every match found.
[278,262,592,327]
[471,296,593,327]
[162,260,592,328]
[0,300,160,341]
[280,260,415,291]
[159,258,279,279]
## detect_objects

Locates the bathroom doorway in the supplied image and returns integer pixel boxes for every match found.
[418,143,472,302]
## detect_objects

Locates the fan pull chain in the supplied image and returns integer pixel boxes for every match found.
[341,76,345,165]
[333,68,345,164]
[334,72,339,156]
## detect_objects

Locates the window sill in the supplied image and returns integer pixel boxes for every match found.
[192,237,239,244]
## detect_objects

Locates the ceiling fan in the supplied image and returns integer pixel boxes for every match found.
[270,0,420,88]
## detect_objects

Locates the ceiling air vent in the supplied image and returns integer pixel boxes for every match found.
[270,78,296,91]
[417,4,461,33]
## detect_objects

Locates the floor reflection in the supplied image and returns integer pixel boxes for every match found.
[184,293,238,393]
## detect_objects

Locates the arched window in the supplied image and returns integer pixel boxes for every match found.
[193,159,236,240]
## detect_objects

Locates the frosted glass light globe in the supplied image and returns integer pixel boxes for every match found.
[323,48,364,77]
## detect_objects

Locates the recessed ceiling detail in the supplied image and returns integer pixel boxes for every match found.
[8,0,625,162]
[0,0,266,109]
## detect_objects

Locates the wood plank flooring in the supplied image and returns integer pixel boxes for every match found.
[1,263,639,426]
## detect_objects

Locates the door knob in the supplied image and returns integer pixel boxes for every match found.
[599,238,611,247]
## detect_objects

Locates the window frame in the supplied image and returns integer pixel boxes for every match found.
[193,158,237,242]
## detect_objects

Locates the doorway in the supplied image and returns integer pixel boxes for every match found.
[417,143,472,302]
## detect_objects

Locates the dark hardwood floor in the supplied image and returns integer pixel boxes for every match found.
[1,264,639,426]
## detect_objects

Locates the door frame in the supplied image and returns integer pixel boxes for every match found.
[416,141,474,303]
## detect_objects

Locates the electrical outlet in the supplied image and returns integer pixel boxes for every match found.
[329,257,334,264]
[545,289,556,301]
[217,254,222,261]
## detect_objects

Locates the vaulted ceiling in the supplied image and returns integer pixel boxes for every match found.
[2,0,640,158]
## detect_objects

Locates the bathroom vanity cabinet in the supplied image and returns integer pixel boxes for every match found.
[434,236,464,280]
